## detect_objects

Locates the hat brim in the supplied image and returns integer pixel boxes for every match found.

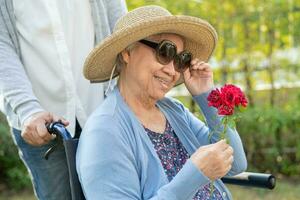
[83,15,218,85]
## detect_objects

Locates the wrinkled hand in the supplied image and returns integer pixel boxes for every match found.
[190,140,234,181]
[183,59,214,96]
[21,111,69,146]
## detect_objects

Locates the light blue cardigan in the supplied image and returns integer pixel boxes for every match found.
[76,87,247,200]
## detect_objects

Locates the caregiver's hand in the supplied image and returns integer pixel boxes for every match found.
[21,111,69,146]
[190,139,234,181]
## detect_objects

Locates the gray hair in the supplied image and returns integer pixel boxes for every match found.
[115,43,137,72]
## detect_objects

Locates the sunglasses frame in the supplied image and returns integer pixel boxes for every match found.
[139,39,192,72]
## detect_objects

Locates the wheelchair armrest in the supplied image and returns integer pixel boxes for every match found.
[221,172,276,189]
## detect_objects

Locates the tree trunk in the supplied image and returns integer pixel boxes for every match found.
[267,27,276,107]
[242,17,254,106]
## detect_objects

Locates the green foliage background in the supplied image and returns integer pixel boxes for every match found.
[0,114,31,190]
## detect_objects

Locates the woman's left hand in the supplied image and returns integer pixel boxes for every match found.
[183,59,214,96]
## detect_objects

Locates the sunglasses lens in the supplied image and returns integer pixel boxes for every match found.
[156,41,177,64]
[174,51,192,71]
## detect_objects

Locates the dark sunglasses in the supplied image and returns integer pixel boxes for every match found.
[139,39,192,72]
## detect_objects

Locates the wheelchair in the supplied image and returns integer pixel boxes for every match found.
[45,122,276,200]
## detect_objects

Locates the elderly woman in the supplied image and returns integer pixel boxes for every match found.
[76,5,247,200]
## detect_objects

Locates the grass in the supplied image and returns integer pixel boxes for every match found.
[1,178,299,200]
[0,188,35,200]
[228,178,300,200]
[229,182,300,200]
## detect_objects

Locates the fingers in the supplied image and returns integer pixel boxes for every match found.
[60,118,69,126]
[44,112,53,123]
[183,59,210,75]
[193,140,234,180]
[214,140,233,163]
[21,112,69,146]
[190,59,211,72]
[182,63,192,79]
[215,139,228,151]
[21,128,36,145]
[22,124,47,146]
[36,122,54,143]
[53,115,70,126]
[222,145,234,173]
[225,163,232,174]
[225,155,234,165]
[198,139,227,152]
[224,145,234,156]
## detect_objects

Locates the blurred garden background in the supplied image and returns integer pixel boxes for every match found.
[1,0,300,199]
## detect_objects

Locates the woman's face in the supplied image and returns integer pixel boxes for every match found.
[122,34,183,101]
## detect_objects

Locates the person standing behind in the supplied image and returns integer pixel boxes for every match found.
[0,0,127,199]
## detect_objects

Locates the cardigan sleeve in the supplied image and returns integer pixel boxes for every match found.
[76,115,211,200]
[182,91,248,176]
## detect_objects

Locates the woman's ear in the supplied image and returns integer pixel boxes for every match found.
[121,50,130,64]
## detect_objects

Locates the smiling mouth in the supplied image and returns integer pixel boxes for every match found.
[154,76,172,88]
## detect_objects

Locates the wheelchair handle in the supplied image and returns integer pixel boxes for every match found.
[46,122,72,140]
[221,172,276,189]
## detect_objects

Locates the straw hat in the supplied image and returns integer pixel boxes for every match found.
[83,5,218,84]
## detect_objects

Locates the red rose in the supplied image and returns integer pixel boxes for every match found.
[207,89,222,108]
[237,92,248,107]
[221,87,236,107]
[207,84,248,116]
[221,84,248,107]
[218,104,234,115]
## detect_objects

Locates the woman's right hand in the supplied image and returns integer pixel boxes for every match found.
[190,139,234,180]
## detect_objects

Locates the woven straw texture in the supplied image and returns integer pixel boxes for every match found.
[83,5,218,84]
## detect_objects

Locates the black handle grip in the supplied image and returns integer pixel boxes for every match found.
[44,122,72,160]
[46,122,72,140]
[221,172,276,189]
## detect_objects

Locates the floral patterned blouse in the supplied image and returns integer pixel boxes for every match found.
[145,120,224,200]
